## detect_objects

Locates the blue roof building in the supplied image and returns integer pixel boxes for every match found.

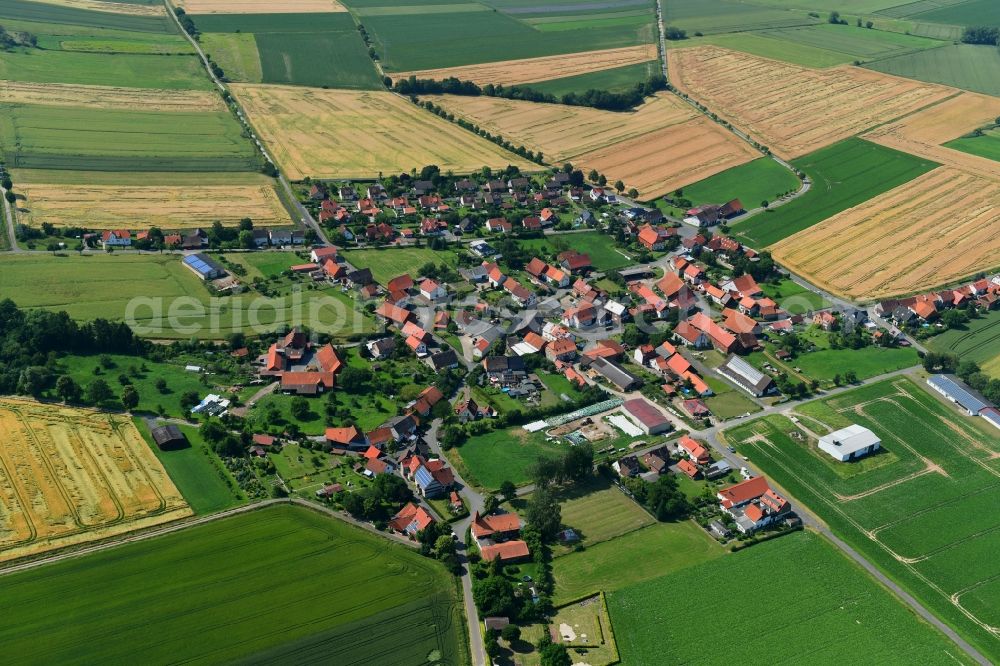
[182,253,226,281]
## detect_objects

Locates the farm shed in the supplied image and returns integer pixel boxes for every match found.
[150,425,188,450]
[818,425,881,462]
[182,253,226,280]
[622,398,672,435]
[717,355,774,397]
[926,374,987,415]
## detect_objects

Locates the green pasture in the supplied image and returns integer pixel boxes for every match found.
[793,346,919,383]
[927,309,1000,378]
[0,254,377,339]
[453,427,569,490]
[907,0,1000,25]
[526,60,659,96]
[552,520,721,604]
[730,138,937,248]
[757,277,831,313]
[202,32,262,83]
[0,49,211,88]
[726,377,1000,661]
[609,531,968,664]
[341,247,458,284]
[549,478,655,553]
[946,127,1000,163]
[221,251,300,279]
[657,157,799,213]
[0,104,257,172]
[518,231,632,272]
[0,0,175,33]
[136,419,243,514]
[865,44,1000,97]
[0,505,466,664]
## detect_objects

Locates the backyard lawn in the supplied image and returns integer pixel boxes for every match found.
[519,231,633,271]
[341,247,458,284]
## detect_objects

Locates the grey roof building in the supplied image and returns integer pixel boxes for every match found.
[717,355,774,397]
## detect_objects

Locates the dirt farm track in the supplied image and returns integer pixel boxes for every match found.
[0,399,191,563]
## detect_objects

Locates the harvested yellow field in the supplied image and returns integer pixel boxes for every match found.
[231,84,534,180]
[0,80,224,112]
[668,46,953,159]
[0,398,191,563]
[863,92,1000,180]
[19,181,290,230]
[29,0,165,15]
[392,45,658,87]
[425,92,757,197]
[175,0,344,12]
[772,167,1000,300]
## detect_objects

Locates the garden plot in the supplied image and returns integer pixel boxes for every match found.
[426,92,758,197]
[771,166,1000,300]
[230,84,533,180]
[0,397,191,562]
[391,43,657,86]
[667,45,953,159]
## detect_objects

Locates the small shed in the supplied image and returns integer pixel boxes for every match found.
[150,425,187,450]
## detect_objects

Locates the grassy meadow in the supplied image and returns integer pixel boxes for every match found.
[518,231,633,272]
[0,49,212,88]
[609,531,968,664]
[727,378,1000,662]
[656,157,799,213]
[730,138,938,248]
[135,419,243,514]
[340,247,459,284]
[0,505,466,664]
[453,427,569,490]
[201,32,263,83]
[946,127,1000,163]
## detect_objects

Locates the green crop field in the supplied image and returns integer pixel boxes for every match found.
[367,10,654,71]
[340,247,458,284]
[136,419,243,514]
[452,427,569,490]
[0,104,258,172]
[865,44,1000,97]
[608,531,969,664]
[201,32,262,83]
[665,30,855,67]
[0,505,466,663]
[946,128,1000,163]
[927,309,1000,378]
[726,377,1000,661]
[745,0,918,11]
[656,157,800,213]
[663,0,818,35]
[0,254,377,340]
[730,138,938,248]
[552,520,721,604]
[0,49,211,88]
[526,60,659,96]
[255,31,382,88]
[1,17,194,53]
[907,0,1000,25]
[753,23,945,62]
[875,0,970,19]
[192,12,357,33]
[0,0,174,33]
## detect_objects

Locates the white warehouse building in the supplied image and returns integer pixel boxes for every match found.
[818,424,881,462]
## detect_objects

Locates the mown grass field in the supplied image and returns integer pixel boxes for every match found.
[865,44,1000,97]
[730,138,937,248]
[656,157,799,213]
[726,377,1000,662]
[0,49,212,88]
[0,104,258,171]
[0,505,466,664]
[0,254,377,340]
[367,9,654,71]
[552,520,721,604]
[518,231,632,272]
[201,32,263,82]
[550,479,654,552]
[609,531,969,664]
[340,247,458,284]
[453,427,569,490]
[136,419,243,514]
[927,309,1000,378]
[946,128,1000,163]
